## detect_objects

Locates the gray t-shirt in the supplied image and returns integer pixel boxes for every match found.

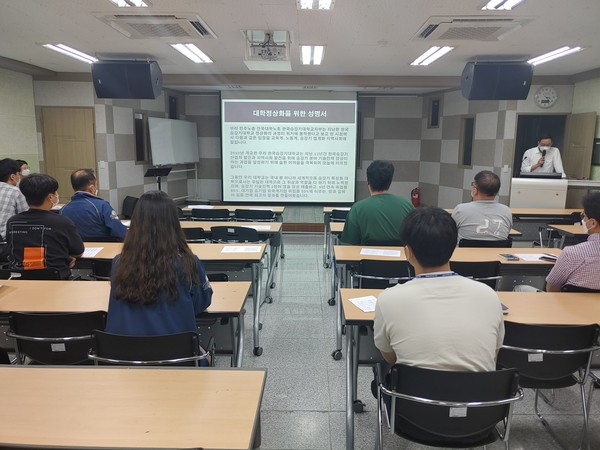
[452,200,512,242]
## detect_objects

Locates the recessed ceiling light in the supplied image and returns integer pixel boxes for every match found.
[527,46,583,65]
[108,0,150,7]
[300,45,325,65]
[482,0,524,10]
[42,44,98,64]
[298,0,334,10]
[170,43,213,63]
[410,46,454,66]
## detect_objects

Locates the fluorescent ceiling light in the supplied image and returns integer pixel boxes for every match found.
[42,44,97,64]
[410,46,454,66]
[171,43,213,63]
[108,0,150,7]
[300,45,325,65]
[298,0,334,10]
[527,46,583,65]
[482,0,524,10]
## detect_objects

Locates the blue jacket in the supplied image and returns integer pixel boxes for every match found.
[60,192,127,240]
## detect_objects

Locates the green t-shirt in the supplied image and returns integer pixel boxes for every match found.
[340,193,414,245]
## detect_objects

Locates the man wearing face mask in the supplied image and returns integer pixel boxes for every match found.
[60,169,127,241]
[16,160,30,177]
[520,133,566,177]
[6,174,84,280]
[0,159,28,243]
[544,192,600,291]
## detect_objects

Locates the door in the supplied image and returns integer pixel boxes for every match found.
[563,112,597,208]
[41,107,96,198]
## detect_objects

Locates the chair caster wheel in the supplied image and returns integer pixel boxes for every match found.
[259,323,263,330]
[327,298,336,306]
[332,350,343,360]
[253,347,263,356]
[281,254,285,259]
[353,400,365,413]
[270,282,276,289]
[324,263,330,269]
[265,296,273,304]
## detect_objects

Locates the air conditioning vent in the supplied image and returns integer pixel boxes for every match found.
[413,16,531,42]
[95,13,217,39]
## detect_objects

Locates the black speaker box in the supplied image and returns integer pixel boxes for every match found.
[92,61,163,99]
[461,62,533,100]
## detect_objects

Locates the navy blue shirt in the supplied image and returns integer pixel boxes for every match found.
[106,256,212,336]
[60,192,127,240]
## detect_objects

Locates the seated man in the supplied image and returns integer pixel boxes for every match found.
[60,169,126,241]
[374,206,504,371]
[6,174,84,280]
[545,192,600,291]
[341,160,413,245]
[0,158,28,241]
[451,170,512,242]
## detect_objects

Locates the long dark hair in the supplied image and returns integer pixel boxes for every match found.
[114,190,199,304]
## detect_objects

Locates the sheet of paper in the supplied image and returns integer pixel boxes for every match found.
[187,205,214,209]
[349,295,378,313]
[242,225,272,231]
[514,253,548,262]
[360,248,401,257]
[83,247,103,258]
[332,207,351,211]
[221,245,262,253]
[121,220,131,227]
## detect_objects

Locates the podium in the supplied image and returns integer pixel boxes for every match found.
[144,167,171,191]
[509,177,568,208]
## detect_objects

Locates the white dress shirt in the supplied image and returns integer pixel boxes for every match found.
[521,146,565,177]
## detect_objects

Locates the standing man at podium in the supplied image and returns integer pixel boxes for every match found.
[520,133,565,177]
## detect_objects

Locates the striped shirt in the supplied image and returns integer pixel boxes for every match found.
[0,182,28,240]
[545,233,600,290]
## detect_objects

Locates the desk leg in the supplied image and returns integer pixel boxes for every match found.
[264,236,280,303]
[323,213,331,268]
[327,248,337,306]
[235,311,245,367]
[559,234,566,249]
[332,262,343,360]
[346,324,356,450]
[252,262,264,356]
[277,214,285,259]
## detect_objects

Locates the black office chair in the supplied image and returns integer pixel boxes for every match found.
[497,321,600,449]
[177,207,188,221]
[7,311,107,365]
[89,258,113,281]
[183,227,206,243]
[350,260,414,289]
[234,209,276,222]
[449,260,502,290]
[458,238,513,248]
[561,284,600,293]
[121,196,138,219]
[190,208,230,221]
[0,268,61,280]
[330,209,349,222]
[211,226,261,243]
[88,330,214,367]
[376,364,523,450]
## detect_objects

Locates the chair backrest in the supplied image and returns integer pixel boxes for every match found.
[234,209,276,222]
[90,258,113,281]
[121,196,138,219]
[449,261,502,290]
[211,226,260,243]
[7,311,107,365]
[498,321,600,384]
[561,284,600,293]
[191,208,230,221]
[384,364,521,445]
[177,207,187,220]
[0,268,61,280]
[183,227,205,243]
[352,259,414,289]
[88,330,205,366]
[330,209,349,222]
[207,272,229,282]
[458,238,513,248]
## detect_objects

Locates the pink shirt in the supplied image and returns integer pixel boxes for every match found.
[545,233,600,290]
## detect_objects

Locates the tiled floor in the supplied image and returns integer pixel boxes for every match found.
[220,233,600,450]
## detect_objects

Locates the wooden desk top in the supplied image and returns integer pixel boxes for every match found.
[0,281,251,315]
[328,222,522,236]
[341,288,600,326]
[84,242,266,262]
[179,221,282,232]
[184,205,285,213]
[0,366,266,449]
[333,245,560,265]
[547,224,587,236]
[323,206,351,213]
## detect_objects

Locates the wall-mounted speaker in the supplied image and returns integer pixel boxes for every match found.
[92,61,163,99]
[461,62,533,100]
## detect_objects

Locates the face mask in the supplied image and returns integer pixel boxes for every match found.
[582,218,594,233]
[21,169,30,177]
[539,146,550,151]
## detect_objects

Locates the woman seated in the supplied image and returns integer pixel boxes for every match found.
[106,190,212,340]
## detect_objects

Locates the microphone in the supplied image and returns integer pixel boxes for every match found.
[539,149,546,167]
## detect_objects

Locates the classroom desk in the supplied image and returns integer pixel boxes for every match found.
[82,242,268,357]
[547,224,588,248]
[0,280,251,367]
[330,246,561,362]
[0,365,266,450]
[339,288,600,450]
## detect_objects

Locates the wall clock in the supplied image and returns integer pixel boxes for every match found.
[534,86,558,109]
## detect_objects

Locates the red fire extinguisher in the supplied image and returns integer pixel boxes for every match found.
[411,187,420,207]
